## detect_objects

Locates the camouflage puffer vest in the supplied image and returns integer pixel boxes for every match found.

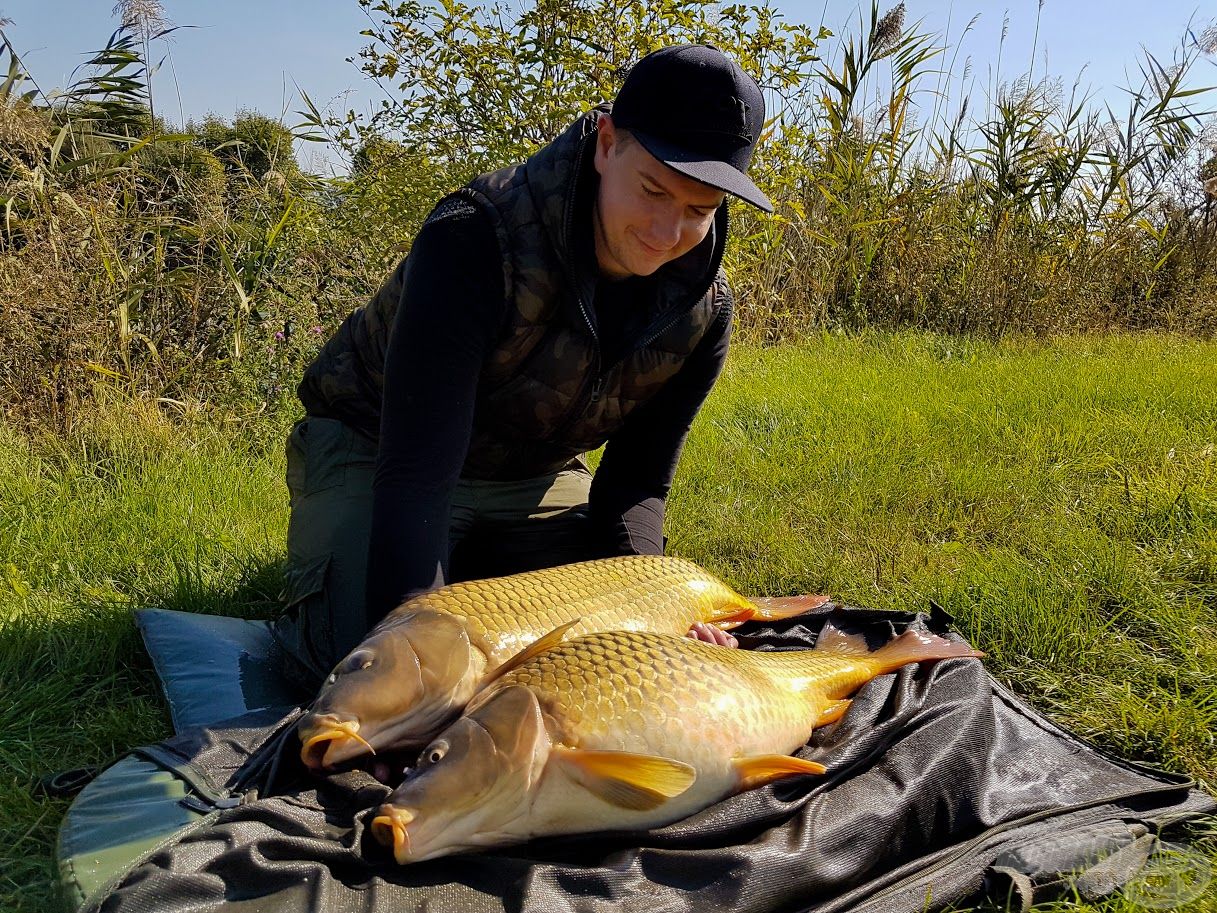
[298,107,730,481]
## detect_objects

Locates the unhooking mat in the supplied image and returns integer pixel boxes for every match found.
[57,604,1216,913]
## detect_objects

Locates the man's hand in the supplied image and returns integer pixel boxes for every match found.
[686,622,739,648]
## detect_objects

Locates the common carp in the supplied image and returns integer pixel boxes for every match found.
[299,555,829,770]
[370,624,984,863]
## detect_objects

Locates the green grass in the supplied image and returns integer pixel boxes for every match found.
[0,405,289,910]
[671,333,1217,794]
[2,333,1215,912]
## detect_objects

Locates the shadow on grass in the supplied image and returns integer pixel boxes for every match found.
[0,552,299,913]
[0,553,291,777]
[154,552,288,621]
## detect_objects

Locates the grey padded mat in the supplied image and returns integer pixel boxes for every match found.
[135,609,307,733]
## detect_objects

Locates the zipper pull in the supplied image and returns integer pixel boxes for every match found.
[589,376,604,404]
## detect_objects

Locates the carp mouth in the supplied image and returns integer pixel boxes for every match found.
[298,715,452,779]
[299,718,376,771]
[371,805,415,864]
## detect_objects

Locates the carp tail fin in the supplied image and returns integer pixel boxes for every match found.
[865,628,985,675]
[711,594,833,629]
[747,593,833,620]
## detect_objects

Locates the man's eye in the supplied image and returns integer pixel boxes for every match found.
[642,186,664,198]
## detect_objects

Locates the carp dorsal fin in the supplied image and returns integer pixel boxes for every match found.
[732,754,827,791]
[479,618,582,688]
[555,747,696,810]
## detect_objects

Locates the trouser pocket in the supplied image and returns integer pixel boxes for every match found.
[275,553,334,691]
[280,417,377,686]
[286,418,357,503]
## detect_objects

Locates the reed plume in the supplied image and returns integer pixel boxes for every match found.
[871,3,905,59]
[112,0,170,40]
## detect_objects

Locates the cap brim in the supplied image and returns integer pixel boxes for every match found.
[632,131,774,214]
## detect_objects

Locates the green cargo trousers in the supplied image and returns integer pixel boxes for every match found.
[274,417,599,687]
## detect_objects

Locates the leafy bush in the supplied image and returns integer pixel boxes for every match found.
[193,110,303,185]
[339,0,1217,339]
[1,3,1216,432]
[348,0,824,176]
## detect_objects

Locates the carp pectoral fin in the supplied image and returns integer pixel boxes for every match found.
[555,747,696,811]
[814,699,852,728]
[481,619,582,688]
[733,754,827,791]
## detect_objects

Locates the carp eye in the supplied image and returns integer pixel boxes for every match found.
[422,741,448,766]
[342,650,375,674]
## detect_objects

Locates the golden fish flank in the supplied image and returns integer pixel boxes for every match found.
[298,555,829,770]
[419,555,754,658]
[371,625,984,864]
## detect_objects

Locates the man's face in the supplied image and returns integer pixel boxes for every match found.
[592,115,726,280]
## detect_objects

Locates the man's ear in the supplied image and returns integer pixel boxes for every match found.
[594,113,616,175]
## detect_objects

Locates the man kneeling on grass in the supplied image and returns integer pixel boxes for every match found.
[274,45,775,687]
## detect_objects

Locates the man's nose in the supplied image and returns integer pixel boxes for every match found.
[647,210,682,250]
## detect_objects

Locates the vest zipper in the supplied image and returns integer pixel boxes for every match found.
[637,309,691,351]
[550,268,720,441]
[551,129,602,438]
[563,132,599,343]
[549,352,601,442]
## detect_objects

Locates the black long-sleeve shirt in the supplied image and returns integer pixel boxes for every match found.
[365,200,731,622]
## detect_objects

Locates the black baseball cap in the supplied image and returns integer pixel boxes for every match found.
[610,45,773,213]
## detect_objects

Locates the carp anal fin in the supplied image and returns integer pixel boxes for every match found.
[814,698,852,728]
[746,594,833,620]
[480,618,582,688]
[733,754,827,791]
[555,747,696,811]
[813,620,872,655]
[710,594,832,630]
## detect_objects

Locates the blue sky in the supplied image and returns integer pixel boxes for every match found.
[2,1,1213,173]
